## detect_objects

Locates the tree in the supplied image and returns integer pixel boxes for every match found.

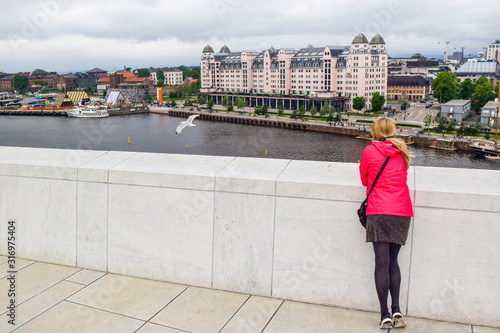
[157,79,164,88]
[156,68,165,82]
[236,97,247,113]
[310,105,318,117]
[14,75,29,92]
[423,113,433,130]
[198,95,206,106]
[446,120,456,133]
[431,72,458,103]
[137,68,150,77]
[278,104,285,116]
[221,95,229,110]
[297,106,306,118]
[437,116,447,131]
[352,96,366,111]
[326,107,335,122]
[320,102,330,116]
[471,76,495,112]
[261,104,268,115]
[371,92,385,112]
[207,99,215,110]
[291,108,298,119]
[459,78,474,100]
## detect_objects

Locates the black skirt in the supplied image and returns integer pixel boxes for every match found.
[366,214,411,246]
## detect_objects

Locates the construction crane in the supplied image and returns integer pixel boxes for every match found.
[438,41,450,62]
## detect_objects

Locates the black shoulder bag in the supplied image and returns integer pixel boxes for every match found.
[357,157,390,229]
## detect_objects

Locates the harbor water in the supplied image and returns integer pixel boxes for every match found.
[0,113,498,170]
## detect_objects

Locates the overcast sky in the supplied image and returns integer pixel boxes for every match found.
[0,0,498,73]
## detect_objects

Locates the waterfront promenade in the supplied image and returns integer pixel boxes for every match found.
[1,258,495,333]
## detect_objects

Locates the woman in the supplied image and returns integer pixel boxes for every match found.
[359,117,413,329]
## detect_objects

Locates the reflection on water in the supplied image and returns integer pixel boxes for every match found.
[0,113,498,170]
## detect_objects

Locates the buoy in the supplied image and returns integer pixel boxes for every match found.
[265,149,268,156]
[186,144,189,150]
[128,136,130,144]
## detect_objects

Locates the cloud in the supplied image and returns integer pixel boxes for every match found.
[0,0,499,72]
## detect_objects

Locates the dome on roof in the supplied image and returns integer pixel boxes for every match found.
[203,45,214,53]
[352,33,369,44]
[369,34,385,44]
[306,43,314,48]
[219,45,230,53]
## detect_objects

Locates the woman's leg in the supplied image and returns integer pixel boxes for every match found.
[372,242,391,317]
[389,243,402,313]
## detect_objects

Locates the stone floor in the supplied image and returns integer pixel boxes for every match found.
[1,258,499,333]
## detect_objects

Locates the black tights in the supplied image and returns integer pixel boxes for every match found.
[372,242,402,317]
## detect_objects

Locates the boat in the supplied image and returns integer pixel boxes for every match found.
[470,90,500,157]
[66,105,109,118]
[485,154,500,161]
[396,134,414,145]
[470,138,500,157]
[429,138,457,151]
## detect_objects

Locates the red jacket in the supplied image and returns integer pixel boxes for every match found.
[359,141,413,217]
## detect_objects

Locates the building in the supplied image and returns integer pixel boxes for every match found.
[387,75,431,101]
[200,33,388,111]
[75,73,98,90]
[486,40,500,61]
[149,67,183,86]
[86,68,108,78]
[480,100,499,126]
[440,100,472,122]
[455,61,500,84]
[0,75,15,91]
[184,77,197,86]
[447,51,464,63]
[163,68,183,86]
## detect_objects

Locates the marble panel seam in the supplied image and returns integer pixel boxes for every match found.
[413,205,500,213]
[0,173,78,182]
[261,299,286,331]
[63,299,148,322]
[106,182,216,192]
[218,294,252,331]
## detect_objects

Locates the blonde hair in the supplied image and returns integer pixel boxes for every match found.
[371,117,411,168]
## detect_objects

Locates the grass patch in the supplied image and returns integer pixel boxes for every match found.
[356,119,374,124]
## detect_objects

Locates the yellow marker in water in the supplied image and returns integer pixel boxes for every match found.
[265,149,268,156]
[186,144,189,150]
[128,136,130,144]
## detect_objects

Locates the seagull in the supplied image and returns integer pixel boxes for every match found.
[175,114,199,135]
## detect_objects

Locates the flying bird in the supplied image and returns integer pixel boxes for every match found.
[175,114,199,135]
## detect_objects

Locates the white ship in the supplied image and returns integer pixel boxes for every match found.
[66,105,109,118]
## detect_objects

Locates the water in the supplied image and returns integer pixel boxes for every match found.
[0,113,498,170]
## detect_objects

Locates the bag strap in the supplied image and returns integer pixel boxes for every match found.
[367,156,390,197]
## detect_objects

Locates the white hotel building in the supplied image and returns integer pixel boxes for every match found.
[200,33,388,111]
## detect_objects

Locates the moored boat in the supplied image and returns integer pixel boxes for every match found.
[429,138,457,151]
[485,154,500,161]
[66,105,109,118]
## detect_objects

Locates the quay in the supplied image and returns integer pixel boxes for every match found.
[151,107,475,152]
[0,106,149,117]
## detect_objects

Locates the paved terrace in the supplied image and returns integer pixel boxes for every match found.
[1,258,498,333]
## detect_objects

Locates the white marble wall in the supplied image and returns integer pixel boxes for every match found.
[0,146,499,328]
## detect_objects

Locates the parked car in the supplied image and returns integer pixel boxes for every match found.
[479,126,491,131]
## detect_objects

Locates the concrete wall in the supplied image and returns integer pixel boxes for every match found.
[0,146,499,328]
